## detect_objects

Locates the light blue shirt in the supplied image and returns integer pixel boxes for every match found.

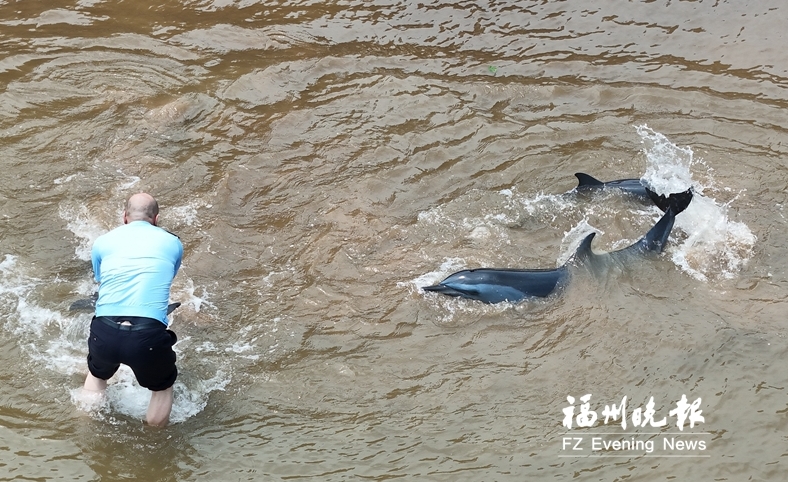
[92,221,183,324]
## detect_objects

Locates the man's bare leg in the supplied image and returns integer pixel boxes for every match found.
[147,386,174,427]
[78,372,108,410]
[83,372,108,392]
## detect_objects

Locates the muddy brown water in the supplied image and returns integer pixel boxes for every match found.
[1,1,787,480]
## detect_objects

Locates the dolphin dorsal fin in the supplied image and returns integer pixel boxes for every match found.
[573,232,597,262]
[575,173,604,188]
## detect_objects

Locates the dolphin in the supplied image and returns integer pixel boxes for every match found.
[573,172,693,213]
[423,266,570,304]
[69,293,181,315]
[422,189,693,304]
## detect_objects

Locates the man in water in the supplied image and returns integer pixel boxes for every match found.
[82,193,183,426]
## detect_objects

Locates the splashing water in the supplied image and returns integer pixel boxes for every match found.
[70,366,229,424]
[637,125,695,195]
[59,204,108,261]
[636,125,756,281]
[671,195,756,281]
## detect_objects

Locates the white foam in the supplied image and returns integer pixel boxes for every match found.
[226,342,260,360]
[416,189,519,244]
[167,201,205,227]
[0,257,88,377]
[69,367,229,424]
[115,174,140,191]
[671,195,756,281]
[175,278,213,314]
[53,173,77,185]
[404,257,468,291]
[71,388,109,415]
[58,204,107,261]
[517,191,575,218]
[0,255,32,298]
[171,371,229,423]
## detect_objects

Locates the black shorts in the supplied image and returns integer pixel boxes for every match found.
[87,316,178,391]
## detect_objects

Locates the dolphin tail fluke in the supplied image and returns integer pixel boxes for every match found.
[574,172,604,189]
[641,188,695,253]
[646,187,694,214]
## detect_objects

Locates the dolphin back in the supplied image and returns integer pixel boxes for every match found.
[574,172,649,198]
[423,267,568,304]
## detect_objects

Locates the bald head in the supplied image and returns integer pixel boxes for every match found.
[124,193,160,225]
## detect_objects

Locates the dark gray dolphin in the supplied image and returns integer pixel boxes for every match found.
[69,293,181,315]
[422,189,693,304]
[423,266,569,304]
[574,172,693,213]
